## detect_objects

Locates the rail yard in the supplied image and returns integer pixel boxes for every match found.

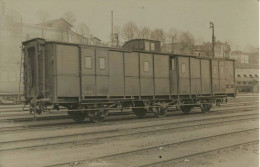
[0,93,258,167]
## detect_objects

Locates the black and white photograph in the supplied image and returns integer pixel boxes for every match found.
[0,0,259,166]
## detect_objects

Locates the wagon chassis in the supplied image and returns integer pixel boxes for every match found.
[29,95,229,123]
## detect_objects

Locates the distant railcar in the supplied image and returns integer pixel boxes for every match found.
[0,63,23,104]
[22,38,235,122]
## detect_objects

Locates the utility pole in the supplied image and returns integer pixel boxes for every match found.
[171,36,174,53]
[111,11,114,46]
[210,22,215,57]
[115,33,119,48]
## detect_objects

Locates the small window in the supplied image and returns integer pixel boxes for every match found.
[255,74,258,78]
[243,81,247,85]
[237,74,241,77]
[144,61,149,72]
[171,59,175,70]
[84,56,92,69]
[220,66,224,75]
[213,65,217,74]
[249,74,253,78]
[237,81,241,85]
[181,63,186,74]
[151,43,155,51]
[145,41,150,51]
[99,57,105,70]
[243,74,247,78]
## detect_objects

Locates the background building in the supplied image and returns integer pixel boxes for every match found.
[0,12,102,95]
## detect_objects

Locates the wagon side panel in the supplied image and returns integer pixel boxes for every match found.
[211,60,220,94]
[201,59,211,94]
[219,61,226,93]
[95,49,109,96]
[81,47,96,96]
[178,56,190,95]
[108,51,124,96]
[140,53,154,96]
[56,44,80,97]
[190,58,201,94]
[154,54,170,95]
[124,52,140,96]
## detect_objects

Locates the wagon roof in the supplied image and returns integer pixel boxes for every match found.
[22,38,235,61]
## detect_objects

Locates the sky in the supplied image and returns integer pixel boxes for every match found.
[2,0,259,50]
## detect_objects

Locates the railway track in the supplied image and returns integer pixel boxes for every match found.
[0,98,258,167]
[45,128,258,167]
[0,110,258,152]
[0,104,258,133]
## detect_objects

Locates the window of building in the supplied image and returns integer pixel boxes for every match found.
[255,74,258,78]
[220,66,224,75]
[243,81,247,85]
[243,74,247,78]
[171,59,175,70]
[151,43,155,51]
[249,74,253,78]
[237,81,241,85]
[85,56,92,69]
[237,74,241,77]
[99,57,105,70]
[213,65,217,74]
[145,41,150,51]
[181,63,186,74]
[144,61,149,72]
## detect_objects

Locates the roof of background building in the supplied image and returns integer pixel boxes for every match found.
[36,18,73,27]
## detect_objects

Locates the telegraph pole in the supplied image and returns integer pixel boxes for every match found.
[111,11,114,46]
[210,22,215,57]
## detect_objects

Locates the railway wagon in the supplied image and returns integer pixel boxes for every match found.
[22,38,235,123]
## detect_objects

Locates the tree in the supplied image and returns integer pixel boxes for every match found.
[36,10,49,24]
[122,21,139,40]
[167,28,178,43]
[138,27,151,39]
[76,23,90,37]
[113,25,123,47]
[178,31,195,54]
[150,28,166,46]
[63,11,76,25]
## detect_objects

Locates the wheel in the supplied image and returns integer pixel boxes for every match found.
[88,109,108,123]
[133,108,146,118]
[201,104,212,113]
[153,104,168,117]
[68,111,87,123]
[68,105,87,123]
[180,106,192,114]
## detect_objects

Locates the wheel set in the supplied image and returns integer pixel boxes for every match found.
[67,102,213,123]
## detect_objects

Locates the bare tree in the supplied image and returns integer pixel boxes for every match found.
[123,21,139,40]
[113,25,123,47]
[36,10,49,38]
[138,27,151,39]
[150,28,166,45]
[76,23,90,37]
[36,10,49,24]
[179,31,195,54]
[167,28,178,43]
[63,11,76,25]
